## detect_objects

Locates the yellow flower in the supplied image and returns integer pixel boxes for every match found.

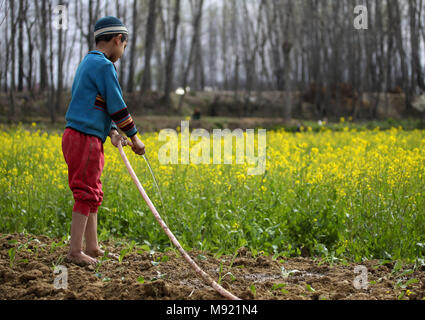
[31,122,37,127]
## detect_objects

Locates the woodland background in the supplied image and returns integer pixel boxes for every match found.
[0,0,424,125]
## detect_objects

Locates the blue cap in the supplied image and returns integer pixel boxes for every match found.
[94,16,128,39]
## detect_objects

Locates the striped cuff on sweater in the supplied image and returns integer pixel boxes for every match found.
[110,107,137,137]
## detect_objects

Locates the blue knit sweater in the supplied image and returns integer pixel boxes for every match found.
[65,50,137,143]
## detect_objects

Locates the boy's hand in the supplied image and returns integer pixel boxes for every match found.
[110,130,130,148]
[129,134,146,155]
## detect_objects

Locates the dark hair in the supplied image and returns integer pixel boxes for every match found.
[95,33,128,45]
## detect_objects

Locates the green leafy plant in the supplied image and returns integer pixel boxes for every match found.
[228,250,239,269]
[222,272,236,282]
[55,254,65,266]
[8,247,16,268]
[137,244,150,254]
[271,283,289,294]
[217,262,224,284]
[271,283,286,291]
[306,284,316,292]
[96,251,110,273]
[250,284,257,298]
[118,241,137,263]
[137,276,145,284]
[395,277,418,290]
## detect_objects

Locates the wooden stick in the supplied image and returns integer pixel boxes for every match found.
[117,142,242,300]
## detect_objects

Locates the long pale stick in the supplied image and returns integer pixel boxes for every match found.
[117,142,241,300]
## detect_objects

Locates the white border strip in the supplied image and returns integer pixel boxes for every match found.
[94,26,128,38]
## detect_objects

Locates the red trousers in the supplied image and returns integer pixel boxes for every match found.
[61,127,104,216]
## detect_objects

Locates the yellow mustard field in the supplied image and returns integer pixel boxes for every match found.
[1,124,425,262]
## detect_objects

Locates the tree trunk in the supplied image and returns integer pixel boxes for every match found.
[177,0,204,113]
[55,22,64,115]
[4,0,10,93]
[17,0,24,92]
[154,26,164,92]
[48,2,56,123]
[116,0,127,89]
[141,0,158,94]
[221,2,228,90]
[409,0,425,92]
[389,0,412,111]
[35,0,48,92]
[9,0,16,122]
[281,0,294,121]
[162,0,181,107]
[127,0,138,93]
[24,1,35,95]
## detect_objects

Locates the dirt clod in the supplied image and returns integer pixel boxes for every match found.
[20,270,43,282]
[1,233,424,300]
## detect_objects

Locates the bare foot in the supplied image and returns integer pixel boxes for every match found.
[65,251,98,266]
[85,248,119,261]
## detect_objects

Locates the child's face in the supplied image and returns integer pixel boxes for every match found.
[110,35,128,63]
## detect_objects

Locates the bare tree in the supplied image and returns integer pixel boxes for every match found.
[34,0,48,92]
[141,0,158,94]
[1,0,424,121]
[55,1,69,117]
[239,0,265,115]
[116,0,128,89]
[162,0,181,107]
[47,1,55,123]
[177,0,204,113]
[388,0,411,110]
[76,0,100,52]
[8,0,16,122]
[409,0,425,93]
[24,1,36,94]
[127,0,138,93]
[220,1,229,90]
[207,5,218,89]
[17,0,25,92]
[278,0,295,120]
[230,0,240,99]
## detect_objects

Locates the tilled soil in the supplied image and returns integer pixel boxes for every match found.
[1,233,424,300]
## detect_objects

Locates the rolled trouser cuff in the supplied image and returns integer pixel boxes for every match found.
[73,201,91,217]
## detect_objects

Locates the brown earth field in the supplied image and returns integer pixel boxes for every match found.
[1,233,424,300]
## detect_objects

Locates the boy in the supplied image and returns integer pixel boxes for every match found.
[62,16,145,266]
